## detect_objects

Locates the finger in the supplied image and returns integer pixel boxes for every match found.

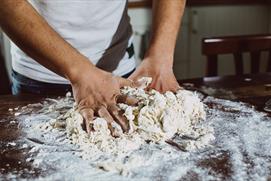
[112,92,121,102]
[108,104,129,133]
[177,85,184,90]
[97,106,116,135]
[116,95,138,106]
[97,106,114,124]
[134,79,148,88]
[131,79,143,88]
[79,108,94,134]
[117,77,134,88]
[171,85,181,93]
[127,71,142,88]
[169,82,182,93]
[128,71,138,81]
[160,83,179,93]
[147,77,158,91]
[159,82,166,94]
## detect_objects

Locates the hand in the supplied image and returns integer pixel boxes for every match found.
[129,56,180,93]
[71,65,136,135]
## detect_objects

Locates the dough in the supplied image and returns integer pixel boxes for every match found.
[50,77,213,162]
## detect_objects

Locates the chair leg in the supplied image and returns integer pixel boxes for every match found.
[233,53,243,75]
[207,55,218,77]
[268,51,271,72]
[250,52,260,74]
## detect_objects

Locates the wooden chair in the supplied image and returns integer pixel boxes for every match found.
[202,34,271,77]
[0,44,11,95]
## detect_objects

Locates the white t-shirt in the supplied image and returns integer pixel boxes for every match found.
[11,0,136,84]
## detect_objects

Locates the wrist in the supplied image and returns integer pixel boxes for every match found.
[66,57,99,84]
[145,44,174,65]
[147,39,175,56]
[144,49,174,68]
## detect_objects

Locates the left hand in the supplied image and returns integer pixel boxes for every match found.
[129,56,180,93]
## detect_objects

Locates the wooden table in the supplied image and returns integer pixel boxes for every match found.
[0,73,271,179]
[180,73,271,113]
[1,73,270,111]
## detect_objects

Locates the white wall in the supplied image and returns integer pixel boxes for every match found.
[186,5,270,79]
[129,5,271,79]
[128,8,152,64]
[128,7,191,79]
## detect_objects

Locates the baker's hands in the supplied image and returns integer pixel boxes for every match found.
[129,56,180,93]
[71,65,136,135]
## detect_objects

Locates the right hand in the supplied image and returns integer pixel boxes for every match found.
[71,64,136,135]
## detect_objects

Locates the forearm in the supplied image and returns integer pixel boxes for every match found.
[0,0,95,83]
[146,0,186,65]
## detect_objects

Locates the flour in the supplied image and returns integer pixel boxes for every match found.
[200,86,237,100]
[35,77,214,174]
[4,85,271,180]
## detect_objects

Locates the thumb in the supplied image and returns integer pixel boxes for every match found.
[128,73,142,88]
[128,71,137,81]
[117,77,134,88]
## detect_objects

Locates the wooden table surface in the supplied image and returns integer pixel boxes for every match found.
[0,73,271,179]
[1,73,270,110]
[180,73,271,113]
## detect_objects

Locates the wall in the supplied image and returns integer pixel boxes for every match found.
[1,5,271,81]
[128,8,152,64]
[128,5,271,79]
[186,5,270,79]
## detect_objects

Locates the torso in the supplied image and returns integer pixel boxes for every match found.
[11,0,135,84]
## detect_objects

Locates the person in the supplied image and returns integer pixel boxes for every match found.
[0,0,185,133]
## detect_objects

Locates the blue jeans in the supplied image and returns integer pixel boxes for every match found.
[12,69,135,96]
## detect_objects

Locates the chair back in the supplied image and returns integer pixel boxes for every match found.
[202,34,271,76]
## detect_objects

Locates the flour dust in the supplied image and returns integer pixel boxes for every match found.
[2,81,271,180]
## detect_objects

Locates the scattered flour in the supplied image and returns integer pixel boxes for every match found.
[201,86,237,100]
[7,142,16,146]
[37,77,214,173]
[5,87,271,180]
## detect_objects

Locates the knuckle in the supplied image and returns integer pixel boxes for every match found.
[111,109,119,115]
[108,105,118,114]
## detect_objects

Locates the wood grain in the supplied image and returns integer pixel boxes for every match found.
[0,73,270,112]
[0,73,270,179]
